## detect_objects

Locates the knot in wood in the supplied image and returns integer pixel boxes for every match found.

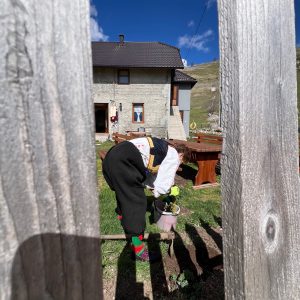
[266,217,275,241]
[262,211,279,254]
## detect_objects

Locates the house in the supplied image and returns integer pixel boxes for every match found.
[171,70,197,137]
[92,35,197,140]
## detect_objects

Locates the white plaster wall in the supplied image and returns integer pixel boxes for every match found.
[178,84,192,137]
[92,68,171,137]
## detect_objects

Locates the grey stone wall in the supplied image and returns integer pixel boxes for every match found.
[92,68,171,138]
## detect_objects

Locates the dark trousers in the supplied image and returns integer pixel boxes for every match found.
[102,142,147,237]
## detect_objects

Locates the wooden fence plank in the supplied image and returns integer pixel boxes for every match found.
[0,1,102,299]
[218,0,300,298]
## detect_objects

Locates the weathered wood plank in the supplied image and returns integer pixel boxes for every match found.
[0,1,101,299]
[100,232,175,240]
[218,0,300,298]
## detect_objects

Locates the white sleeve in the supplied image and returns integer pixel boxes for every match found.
[153,146,180,198]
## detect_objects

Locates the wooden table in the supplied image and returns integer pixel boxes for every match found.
[168,139,222,188]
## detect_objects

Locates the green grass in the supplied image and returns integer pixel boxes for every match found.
[175,180,221,231]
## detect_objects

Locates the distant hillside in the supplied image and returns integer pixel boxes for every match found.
[183,48,300,130]
[182,61,220,129]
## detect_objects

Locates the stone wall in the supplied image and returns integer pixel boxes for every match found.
[92,68,171,138]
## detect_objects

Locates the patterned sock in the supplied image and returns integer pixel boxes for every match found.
[131,235,145,256]
[115,207,122,220]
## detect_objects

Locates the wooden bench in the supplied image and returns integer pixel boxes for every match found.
[98,132,150,160]
[98,133,143,160]
[195,133,223,145]
[126,131,147,138]
[112,132,148,144]
[168,139,222,188]
[112,132,134,144]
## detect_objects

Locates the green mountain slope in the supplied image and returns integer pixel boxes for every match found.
[183,48,300,129]
[182,61,220,129]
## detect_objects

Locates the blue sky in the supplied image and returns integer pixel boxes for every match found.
[91,0,300,66]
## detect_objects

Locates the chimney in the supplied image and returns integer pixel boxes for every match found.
[119,34,124,44]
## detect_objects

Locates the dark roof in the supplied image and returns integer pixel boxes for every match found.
[173,70,197,87]
[92,42,184,69]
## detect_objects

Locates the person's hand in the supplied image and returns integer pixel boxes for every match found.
[169,185,180,197]
[145,184,154,191]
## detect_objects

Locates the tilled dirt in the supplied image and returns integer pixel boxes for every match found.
[103,227,224,300]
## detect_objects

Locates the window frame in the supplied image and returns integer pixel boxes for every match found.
[132,103,145,124]
[118,69,130,85]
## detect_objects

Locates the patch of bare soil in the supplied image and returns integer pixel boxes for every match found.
[103,227,224,300]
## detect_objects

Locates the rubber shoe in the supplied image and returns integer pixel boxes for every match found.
[133,249,161,263]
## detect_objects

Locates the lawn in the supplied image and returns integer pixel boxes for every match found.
[96,141,223,299]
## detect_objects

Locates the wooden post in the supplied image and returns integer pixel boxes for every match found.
[218,0,300,298]
[0,1,102,299]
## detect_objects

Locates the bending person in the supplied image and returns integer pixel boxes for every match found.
[102,136,190,262]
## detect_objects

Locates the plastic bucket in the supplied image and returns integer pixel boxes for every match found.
[154,200,180,232]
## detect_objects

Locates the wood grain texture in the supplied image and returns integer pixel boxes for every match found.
[218,0,300,299]
[0,1,102,299]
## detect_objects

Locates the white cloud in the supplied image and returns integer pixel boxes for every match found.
[90,3,109,41]
[90,4,98,17]
[90,18,109,41]
[182,59,188,67]
[178,29,214,52]
[207,0,217,9]
[188,20,195,27]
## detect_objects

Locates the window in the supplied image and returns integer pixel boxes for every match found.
[132,103,144,123]
[118,69,129,84]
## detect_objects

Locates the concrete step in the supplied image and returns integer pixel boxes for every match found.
[95,133,109,142]
[168,106,186,141]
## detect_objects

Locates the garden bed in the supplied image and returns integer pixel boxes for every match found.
[97,141,223,299]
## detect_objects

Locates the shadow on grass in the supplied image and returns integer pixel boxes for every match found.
[148,237,169,299]
[176,164,198,184]
[114,235,168,300]
[115,242,146,299]
[185,224,212,281]
[187,223,223,272]
[112,225,224,299]
[173,230,198,276]
[200,219,223,252]
[213,215,222,228]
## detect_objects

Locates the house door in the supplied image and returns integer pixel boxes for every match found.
[94,103,108,133]
[171,84,179,106]
[180,110,184,122]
